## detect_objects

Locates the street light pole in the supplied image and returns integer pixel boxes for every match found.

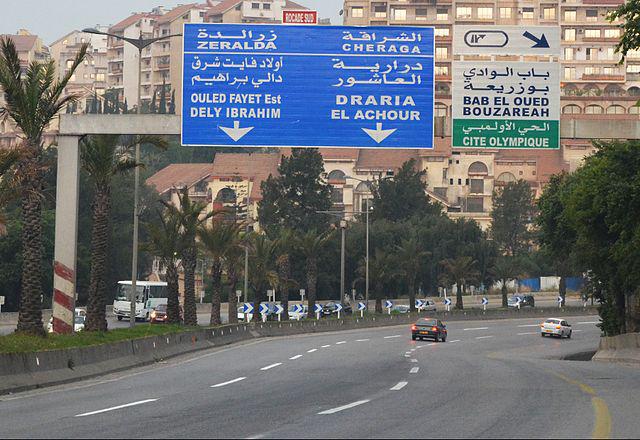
[365,197,369,309]
[82,27,182,327]
[340,219,347,304]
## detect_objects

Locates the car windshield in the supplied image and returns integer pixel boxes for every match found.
[545,319,560,324]
[155,305,167,312]
[417,319,437,326]
[74,316,85,325]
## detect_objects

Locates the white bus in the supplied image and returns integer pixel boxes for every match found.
[112,281,168,322]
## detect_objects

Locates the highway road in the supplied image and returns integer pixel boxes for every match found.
[2,315,639,438]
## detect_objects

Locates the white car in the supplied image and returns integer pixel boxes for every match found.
[421,300,437,312]
[288,305,308,321]
[540,318,572,338]
[46,308,87,333]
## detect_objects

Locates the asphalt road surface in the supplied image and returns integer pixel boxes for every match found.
[2,315,639,438]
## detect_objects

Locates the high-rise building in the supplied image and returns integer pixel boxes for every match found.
[340,0,636,225]
[205,0,310,23]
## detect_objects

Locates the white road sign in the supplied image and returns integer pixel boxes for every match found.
[454,26,560,56]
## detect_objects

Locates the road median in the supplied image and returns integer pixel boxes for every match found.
[0,306,598,395]
[593,332,640,364]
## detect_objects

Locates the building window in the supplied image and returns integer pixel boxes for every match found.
[393,9,407,20]
[456,7,472,19]
[522,7,534,19]
[584,67,600,75]
[96,73,105,82]
[331,187,344,204]
[562,104,581,114]
[416,8,427,20]
[470,179,484,194]
[252,2,259,9]
[437,8,448,20]
[543,7,556,20]
[215,188,237,203]
[435,65,449,76]
[374,6,387,18]
[263,3,270,10]
[351,7,364,18]
[466,197,484,213]
[564,47,574,60]
[496,172,516,184]
[604,47,616,60]
[586,48,597,61]
[435,103,448,117]
[66,59,74,69]
[327,169,346,183]
[585,105,604,114]
[605,29,620,38]
[607,105,625,114]
[436,47,448,59]
[478,7,493,19]
[630,106,640,114]
[564,67,576,80]
[585,29,601,38]
[499,7,511,18]
[586,9,598,21]
[435,28,450,37]
[469,162,489,175]
[627,64,640,73]
[564,10,576,21]
[564,29,576,41]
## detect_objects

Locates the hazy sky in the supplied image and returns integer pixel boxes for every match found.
[0,0,344,44]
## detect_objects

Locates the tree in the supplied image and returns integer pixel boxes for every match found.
[149,89,157,114]
[158,78,167,114]
[224,242,245,324]
[81,134,166,331]
[357,249,399,313]
[609,2,640,64]
[490,256,524,308]
[537,172,578,306]
[440,256,479,310]
[169,89,176,114]
[395,234,429,312]
[0,37,87,335]
[371,159,441,223]
[0,148,21,229]
[491,180,535,257]
[297,229,333,316]
[163,188,212,326]
[275,229,298,321]
[198,217,242,326]
[258,148,332,237]
[248,234,278,322]
[145,209,182,324]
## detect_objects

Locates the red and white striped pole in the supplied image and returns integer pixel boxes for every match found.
[52,136,80,334]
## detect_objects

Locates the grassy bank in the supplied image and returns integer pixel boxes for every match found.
[0,324,199,354]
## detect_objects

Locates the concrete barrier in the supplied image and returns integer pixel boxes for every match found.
[593,332,640,364]
[0,306,598,395]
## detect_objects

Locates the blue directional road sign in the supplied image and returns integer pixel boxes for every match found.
[243,303,254,314]
[293,304,304,313]
[443,298,452,306]
[259,303,270,314]
[314,304,323,314]
[557,296,564,304]
[182,24,435,148]
[274,304,284,315]
[357,302,367,311]
[415,299,424,309]
[481,297,489,306]
[384,300,393,309]
[335,303,344,312]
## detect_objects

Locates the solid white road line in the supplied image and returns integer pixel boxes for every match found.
[356,339,369,342]
[390,381,408,391]
[518,324,541,328]
[449,340,461,343]
[410,367,419,374]
[384,335,402,339]
[75,399,158,417]
[336,341,347,345]
[574,329,583,332]
[577,321,599,325]
[260,363,283,371]
[289,355,303,360]
[475,336,494,340]
[318,400,370,415]
[321,345,331,348]
[307,348,318,353]
[211,377,247,388]
[427,342,437,346]
[518,332,537,335]
[464,327,489,331]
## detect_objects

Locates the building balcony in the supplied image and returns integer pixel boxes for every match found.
[582,37,621,43]
[156,63,170,70]
[581,0,624,4]
[580,73,625,82]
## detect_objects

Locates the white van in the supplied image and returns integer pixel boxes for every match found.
[112,281,168,322]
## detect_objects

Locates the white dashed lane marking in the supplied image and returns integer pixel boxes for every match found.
[260,363,282,371]
[475,336,494,340]
[75,399,158,417]
[518,324,541,328]
[318,400,370,415]
[464,327,489,331]
[384,335,402,339]
[449,340,461,343]
[356,339,370,342]
[321,345,331,348]
[410,367,419,374]
[289,355,303,360]
[518,332,538,335]
[211,377,246,388]
[336,341,347,345]
[307,349,317,353]
[390,381,408,391]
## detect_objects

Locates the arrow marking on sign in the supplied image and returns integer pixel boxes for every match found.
[220,121,254,142]
[522,31,549,48]
[362,123,397,144]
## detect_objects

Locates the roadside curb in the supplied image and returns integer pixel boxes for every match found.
[0,306,598,395]
[593,332,640,364]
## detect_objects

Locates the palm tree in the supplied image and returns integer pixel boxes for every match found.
[491,256,524,308]
[395,235,430,312]
[296,229,333,316]
[275,229,297,321]
[163,187,212,326]
[145,209,182,324]
[198,217,243,326]
[225,243,246,324]
[0,148,21,235]
[0,37,87,335]
[440,256,479,310]
[81,134,166,331]
[357,249,399,313]
[248,234,278,322]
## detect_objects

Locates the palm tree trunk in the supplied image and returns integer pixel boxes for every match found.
[16,156,44,335]
[501,280,508,308]
[559,276,566,307]
[252,285,263,323]
[455,282,464,310]
[278,255,291,321]
[307,260,317,318]
[210,261,222,326]
[182,246,198,326]
[409,278,416,313]
[86,187,110,332]
[227,269,239,324]
[375,297,382,314]
[166,262,181,324]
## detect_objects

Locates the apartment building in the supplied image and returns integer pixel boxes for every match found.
[0,30,50,148]
[206,0,310,23]
[341,0,633,222]
[49,28,109,113]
